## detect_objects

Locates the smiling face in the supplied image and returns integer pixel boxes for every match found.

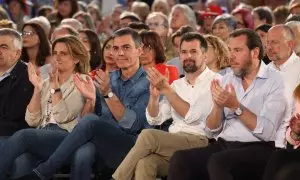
[112,35,141,70]
[180,39,206,73]
[212,21,231,41]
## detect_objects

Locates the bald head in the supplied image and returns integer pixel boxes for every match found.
[268,25,295,40]
[267,25,295,66]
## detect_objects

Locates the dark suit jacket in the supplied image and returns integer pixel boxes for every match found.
[0,61,34,136]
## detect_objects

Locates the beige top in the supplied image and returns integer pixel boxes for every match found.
[25,74,86,132]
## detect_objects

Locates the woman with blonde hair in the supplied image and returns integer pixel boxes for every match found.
[0,35,95,179]
[204,34,231,75]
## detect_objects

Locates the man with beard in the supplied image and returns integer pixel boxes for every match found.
[112,32,220,180]
[167,29,288,180]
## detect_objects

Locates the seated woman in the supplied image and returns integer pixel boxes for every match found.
[204,34,231,75]
[0,35,93,179]
[79,29,102,71]
[89,36,118,80]
[139,30,179,84]
[21,18,52,79]
[263,84,300,180]
[211,14,237,43]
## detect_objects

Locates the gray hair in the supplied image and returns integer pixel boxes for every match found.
[212,14,237,31]
[286,21,300,31]
[0,28,22,50]
[169,4,197,30]
[146,12,169,28]
[61,18,83,31]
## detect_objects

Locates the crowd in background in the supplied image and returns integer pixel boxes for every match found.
[0,0,300,180]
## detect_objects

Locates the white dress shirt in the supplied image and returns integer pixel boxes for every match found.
[146,67,221,136]
[206,62,288,143]
[268,52,300,148]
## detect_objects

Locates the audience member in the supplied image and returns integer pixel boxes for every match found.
[286,21,300,56]
[73,11,95,30]
[167,28,287,180]
[16,28,151,180]
[267,25,300,148]
[204,34,231,75]
[131,1,150,22]
[151,0,170,15]
[113,32,220,180]
[167,25,195,77]
[231,7,254,29]
[252,6,274,29]
[168,4,197,35]
[146,12,176,61]
[0,35,91,179]
[263,84,300,180]
[79,29,101,71]
[119,11,141,28]
[212,14,237,43]
[60,18,83,31]
[0,28,33,137]
[273,5,290,25]
[255,24,272,64]
[21,19,52,79]
[139,30,178,84]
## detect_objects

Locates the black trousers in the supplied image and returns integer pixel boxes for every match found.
[167,138,275,180]
[263,149,300,180]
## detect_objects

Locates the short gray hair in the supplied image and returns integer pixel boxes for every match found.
[169,4,197,30]
[0,28,22,50]
[146,12,169,28]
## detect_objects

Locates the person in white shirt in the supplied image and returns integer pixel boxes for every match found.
[112,32,220,180]
[266,24,300,148]
[167,29,287,180]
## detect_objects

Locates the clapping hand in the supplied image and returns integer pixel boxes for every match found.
[94,69,110,95]
[290,113,300,135]
[28,62,43,91]
[210,79,239,110]
[48,58,59,88]
[73,73,96,101]
[147,67,170,94]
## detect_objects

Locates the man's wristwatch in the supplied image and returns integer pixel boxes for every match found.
[104,91,114,99]
[234,104,244,116]
[50,88,61,95]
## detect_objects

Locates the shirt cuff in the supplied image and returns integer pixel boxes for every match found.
[119,108,137,129]
[252,116,264,134]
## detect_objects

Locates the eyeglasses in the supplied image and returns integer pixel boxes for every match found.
[142,45,152,53]
[22,31,35,37]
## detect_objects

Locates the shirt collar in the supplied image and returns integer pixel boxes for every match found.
[255,61,268,79]
[113,66,146,83]
[184,66,211,85]
[269,52,298,71]
[0,62,17,78]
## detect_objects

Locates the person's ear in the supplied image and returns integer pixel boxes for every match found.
[15,49,21,59]
[288,39,296,50]
[251,47,260,59]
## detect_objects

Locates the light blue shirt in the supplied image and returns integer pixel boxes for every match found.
[206,62,288,142]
